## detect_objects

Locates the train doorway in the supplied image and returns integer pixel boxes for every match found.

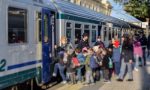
[41,8,52,83]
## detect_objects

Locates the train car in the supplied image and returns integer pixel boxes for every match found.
[53,0,134,47]
[0,0,143,89]
[0,0,56,89]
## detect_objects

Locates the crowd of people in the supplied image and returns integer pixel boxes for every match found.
[52,32,150,86]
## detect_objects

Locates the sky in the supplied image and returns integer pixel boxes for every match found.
[108,0,141,22]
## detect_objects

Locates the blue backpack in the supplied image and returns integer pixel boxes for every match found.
[90,56,98,69]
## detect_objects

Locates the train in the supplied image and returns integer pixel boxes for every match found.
[0,0,142,89]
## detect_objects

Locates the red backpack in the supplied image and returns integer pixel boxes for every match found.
[72,57,80,66]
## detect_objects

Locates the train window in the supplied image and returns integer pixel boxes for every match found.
[66,29,71,41]
[98,25,102,36]
[66,22,72,41]
[75,29,81,44]
[104,27,107,41]
[75,23,82,44]
[66,22,71,28]
[75,24,81,28]
[92,25,96,29]
[109,28,111,40]
[84,25,89,29]
[36,12,42,42]
[8,7,27,44]
[112,28,114,38]
[92,30,96,42]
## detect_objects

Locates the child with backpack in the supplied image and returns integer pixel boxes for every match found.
[101,48,111,83]
[66,53,78,84]
[84,48,95,86]
[75,48,86,83]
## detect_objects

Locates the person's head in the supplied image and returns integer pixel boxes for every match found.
[114,35,118,40]
[75,48,81,55]
[82,47,88,56]
[82,33,88,41]
[88,48,94,55]
[112,38,115,43]
[93,46,99,53]
[44,36,48,43]
[61,36,67,45]
[97,36,101,42]
[102,48,107,55]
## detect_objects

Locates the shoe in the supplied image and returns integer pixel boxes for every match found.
[52,73,56,77]
[90,83,95,85]
[83,83,89,86]
[117,78,123,82]
[61,81,67,84]
[134,68,139,71]
[127,79,133,81]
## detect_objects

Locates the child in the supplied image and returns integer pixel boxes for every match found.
[89,48,99,83]
[84,48,94,86]
[101,48,111,83]
[75,48,86,82]
[66,53,77,84]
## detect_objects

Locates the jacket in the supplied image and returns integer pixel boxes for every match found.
[133,41,143,57]
[121,42,133,62]
[77,39,89,49]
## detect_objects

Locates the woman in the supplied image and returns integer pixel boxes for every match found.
[117,35,134,81]
[112,37,121,77]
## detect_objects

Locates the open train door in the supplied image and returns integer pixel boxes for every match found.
[41,8,52,83]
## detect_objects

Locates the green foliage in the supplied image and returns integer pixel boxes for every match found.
[114,0,149,21]
[124,0,149,19]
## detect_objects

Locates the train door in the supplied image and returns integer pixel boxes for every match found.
[41,8,52,83]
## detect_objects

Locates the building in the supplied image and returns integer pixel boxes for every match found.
[64,0,112,16]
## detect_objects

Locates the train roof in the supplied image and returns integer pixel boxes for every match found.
[53,0,127,27]
[53,0,142,29]
[12,0,56,11]
[52,0,103,22]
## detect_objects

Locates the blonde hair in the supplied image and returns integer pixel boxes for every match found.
[61,36,67,44]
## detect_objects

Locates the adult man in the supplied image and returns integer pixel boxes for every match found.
[77,33,89,49]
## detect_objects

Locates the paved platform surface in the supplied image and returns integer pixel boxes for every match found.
[47,57,150,90]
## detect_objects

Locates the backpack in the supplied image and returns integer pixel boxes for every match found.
[72,57,80,67]
[90,56,98,69]
[108,57,113,68]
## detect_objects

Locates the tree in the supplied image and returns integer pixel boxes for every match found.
[124,0,149,21]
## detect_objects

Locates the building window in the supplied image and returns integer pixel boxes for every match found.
[8,7,27,44]
[75,23,82,44]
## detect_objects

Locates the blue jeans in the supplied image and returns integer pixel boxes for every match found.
[134,54,143,69]
[54,63,66,81]
[114,62,121,76]
[77,66,84,81]
[119,58,133,79]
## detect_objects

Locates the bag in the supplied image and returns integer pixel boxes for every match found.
[90,56,98,69]
[72,57,80,67]
[109,57,113,68]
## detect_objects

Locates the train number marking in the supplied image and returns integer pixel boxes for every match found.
[0,59,6,72]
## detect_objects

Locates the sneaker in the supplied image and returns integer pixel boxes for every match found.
[83,83,89,86]
[127,79,133,81]
[61,81,67,84]
[117,78,123,82]
[52,73,56,77]
[90,83,95,85]
[134,68,139,71]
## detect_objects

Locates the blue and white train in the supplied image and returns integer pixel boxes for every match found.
[0,0,142,89]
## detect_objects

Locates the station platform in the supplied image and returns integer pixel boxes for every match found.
[47,57,150,90]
